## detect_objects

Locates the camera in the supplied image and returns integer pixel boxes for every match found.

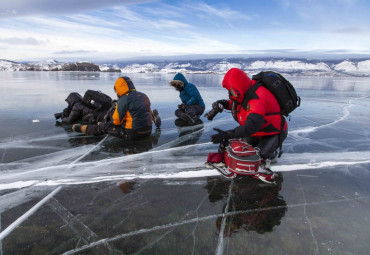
[204,102,224,120]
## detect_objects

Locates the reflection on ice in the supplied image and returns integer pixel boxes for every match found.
[64,176,370,255]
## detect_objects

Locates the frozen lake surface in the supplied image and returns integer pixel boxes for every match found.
[0,71,370,254]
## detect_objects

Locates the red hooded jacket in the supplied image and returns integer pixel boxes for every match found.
[222,68,287,138]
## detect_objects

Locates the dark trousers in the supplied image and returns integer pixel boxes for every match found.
[86,122,152,140]
[175,104,205,118]
[245,129,288,160]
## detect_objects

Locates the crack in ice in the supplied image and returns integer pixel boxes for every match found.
[0,186,62,240]
[215,179,234,255]
[70,135,108,165]
[62,195,369,255]
[190,182,216,255]
[0,134,109,240]
[297,174,320,255]
[291,99,352,135]
[48,198,122,255]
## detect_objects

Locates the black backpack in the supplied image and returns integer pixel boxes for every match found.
[242,71,301,157]
[82,90,113,111]
[244,71,300,116]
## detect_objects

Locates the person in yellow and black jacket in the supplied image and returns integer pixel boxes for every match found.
[72,76,161,140]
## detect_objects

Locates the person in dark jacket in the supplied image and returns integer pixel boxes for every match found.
[54,92,109,124]
[210,68,288,182]
[72,76,161,140]
[170,73,205,125]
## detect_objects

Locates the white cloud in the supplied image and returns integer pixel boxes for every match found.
[54,50,97,55]
[0,0,369,61]
[331,27,367,34]
[0,0,156,18]
[188,2,251,20]
[0,37,44,45]
[152,20,191,29]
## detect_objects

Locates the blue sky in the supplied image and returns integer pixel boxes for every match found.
[1,0,369,61]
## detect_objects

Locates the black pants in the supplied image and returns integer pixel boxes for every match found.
[86,122,152,140]
[175,104,205,118]
[246,129,288,160]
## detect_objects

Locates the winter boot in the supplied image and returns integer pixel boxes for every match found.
[72,124,87,134]
[253,165,276,184]
[151,109,161,128]
[180,112,196,125]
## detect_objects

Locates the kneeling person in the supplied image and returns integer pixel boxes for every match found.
[210,68,288,182]
[73,76,160,140]
[170,73,205,125]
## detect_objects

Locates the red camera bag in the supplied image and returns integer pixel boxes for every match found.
[223,139,261,175]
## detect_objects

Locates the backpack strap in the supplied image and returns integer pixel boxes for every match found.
[266,112,281,116]
[242,82,282,116]
[241,83,261,109]
[278,116,285,158]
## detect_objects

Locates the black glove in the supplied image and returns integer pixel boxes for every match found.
[215,99,229,109]
[178,103,186,110]
[62,106,72,117]
[82,113,95,123]
[211,128,229,144]
[54,112,63,119]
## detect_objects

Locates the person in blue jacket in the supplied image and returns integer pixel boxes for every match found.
[170,73,205,125]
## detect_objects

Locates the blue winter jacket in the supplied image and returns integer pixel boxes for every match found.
[173,73,205,108]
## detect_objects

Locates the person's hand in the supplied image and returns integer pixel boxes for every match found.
[178,103,186,110]
[214,100,229,109]
[211,128,229,143]
[82,113,94,123]
[54,112,62,119]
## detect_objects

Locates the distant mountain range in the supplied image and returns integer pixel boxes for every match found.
[1,57,370,76]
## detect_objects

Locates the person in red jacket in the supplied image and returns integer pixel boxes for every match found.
[210,68,288,171]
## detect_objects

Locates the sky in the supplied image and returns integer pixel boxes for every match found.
[0,0,370,62]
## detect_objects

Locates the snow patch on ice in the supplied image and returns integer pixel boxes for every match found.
[0,180,38,190]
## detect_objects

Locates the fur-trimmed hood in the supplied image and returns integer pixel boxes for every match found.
[170,73,188,90]
[172,73,188,85]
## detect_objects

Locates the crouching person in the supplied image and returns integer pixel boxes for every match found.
[210,68,288,183]
[54,92,95,124]
[170,73,205,125]
[72,76,161,140]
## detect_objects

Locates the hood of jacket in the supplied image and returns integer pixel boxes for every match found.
[65,92,82,107]
[222,68,252,104]
[114,76,136,96]
[172,73,188,86]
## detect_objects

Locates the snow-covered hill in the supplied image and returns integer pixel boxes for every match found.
[0,59,99,72]
[333,60,370,75]
[114,58,370,76]
[1,58,370,76]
